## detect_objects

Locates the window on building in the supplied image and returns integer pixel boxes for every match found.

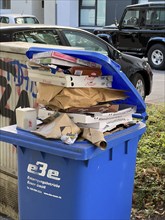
[0,0,11,9]
[79,0,106,27]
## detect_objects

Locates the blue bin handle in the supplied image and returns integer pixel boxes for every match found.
[133,112,148,123]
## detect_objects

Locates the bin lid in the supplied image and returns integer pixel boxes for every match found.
[26,47,146,116]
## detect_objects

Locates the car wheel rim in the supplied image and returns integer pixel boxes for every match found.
[136,79,145,98]
[151,49,163,66]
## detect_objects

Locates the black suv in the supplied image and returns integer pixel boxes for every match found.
[94,2,165,70]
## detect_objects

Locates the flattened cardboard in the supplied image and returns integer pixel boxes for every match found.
[61,104,119,113]
[33,113,81,139]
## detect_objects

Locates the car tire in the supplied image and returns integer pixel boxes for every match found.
[148,44,165,70]
[131,73,146,99]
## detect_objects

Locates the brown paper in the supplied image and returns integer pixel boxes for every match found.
[82,128,107,150]
[33,113,81,139]
[37,83,127,109]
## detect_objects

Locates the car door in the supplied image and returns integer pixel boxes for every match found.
[117,8,142,55]
[138,8,165,43]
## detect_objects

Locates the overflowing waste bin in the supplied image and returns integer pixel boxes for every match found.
[0,48,147,220]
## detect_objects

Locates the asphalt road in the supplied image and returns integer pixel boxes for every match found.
[145,69,165,104]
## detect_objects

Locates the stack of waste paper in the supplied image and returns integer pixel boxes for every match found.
[18,50,137,149]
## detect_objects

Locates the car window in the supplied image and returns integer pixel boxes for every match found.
[13,30,62,45]
[14,32,27,42]
[146,9,165,26]
[122,9,139,26]
[15,17,39,24]
[0,16,9,23]
[0,32,11,42]
[62,30,109,55]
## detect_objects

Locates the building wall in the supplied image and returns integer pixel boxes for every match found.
[9,0,78,26]
[56,0,78,27]
[44,0,56,25]
[31,0,44,24]
[0,9,11,14]
[105,0,135,26]
[11,0,32,14]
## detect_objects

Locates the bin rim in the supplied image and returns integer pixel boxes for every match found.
[26,47,146,117]
[0,123,146,160]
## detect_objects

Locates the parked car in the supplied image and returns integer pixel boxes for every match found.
[0,24,153,99]
[94,2,165,70]
[0,14,39,24]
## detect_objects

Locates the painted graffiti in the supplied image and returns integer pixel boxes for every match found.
[0,58,37,125]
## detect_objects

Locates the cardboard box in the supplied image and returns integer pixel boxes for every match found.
[32,51,102,68]
[69,66,102,76]
[68,107,136,132]
[67,107,136,124]
[16,107,37,131]
[28,69,112,88]
[77,117,132,132]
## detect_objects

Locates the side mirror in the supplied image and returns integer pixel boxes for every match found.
[112,49,123,60]
[96,33,113,45]
[114,19,118,27]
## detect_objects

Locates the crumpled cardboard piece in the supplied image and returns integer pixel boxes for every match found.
[82,128,107,150]
[33,113,81,139]
[37,83,127,109]
[60,104,119,113]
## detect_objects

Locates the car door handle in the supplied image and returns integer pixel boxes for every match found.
[121,32,133,35]
[122,32,138,36]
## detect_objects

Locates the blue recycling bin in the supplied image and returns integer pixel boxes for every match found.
[0,48,147,220]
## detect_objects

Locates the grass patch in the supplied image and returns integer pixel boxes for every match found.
[132,104,165,219]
